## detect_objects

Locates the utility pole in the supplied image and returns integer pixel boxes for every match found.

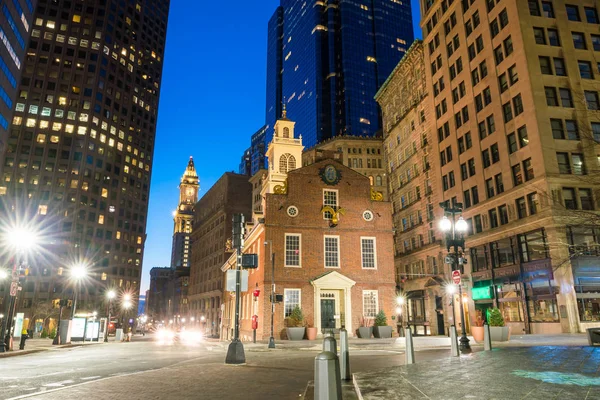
[226,213,246,364]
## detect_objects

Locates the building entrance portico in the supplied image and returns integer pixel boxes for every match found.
[311,272,356,336]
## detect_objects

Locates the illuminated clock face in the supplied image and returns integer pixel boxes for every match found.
[320,164,341,185]
[186,188,194,196]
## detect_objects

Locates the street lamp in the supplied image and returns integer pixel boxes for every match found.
[439,201,471,353]
[396,294,406,337]
[70,263,88,318]
[264,240,275,349]
[122,297,132,336]
[104,290,116,343]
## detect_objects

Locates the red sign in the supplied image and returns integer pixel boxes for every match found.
[452,270,461,285]
[9,281,18,296]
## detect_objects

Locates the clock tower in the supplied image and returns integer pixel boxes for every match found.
[171,157,199,268]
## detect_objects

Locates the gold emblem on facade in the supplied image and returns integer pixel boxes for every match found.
[321,206,345,226]
[274,179,288,195]
[371,188,383,201]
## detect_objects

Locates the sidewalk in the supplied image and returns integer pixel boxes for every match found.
[208,333,590,352]
[0,337,104,358]
[352,346,600,399]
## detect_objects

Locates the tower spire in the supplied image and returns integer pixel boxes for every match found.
[282,98,287,119]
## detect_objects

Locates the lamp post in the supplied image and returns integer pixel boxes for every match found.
[396,295,406,337]
[439,201,471,353]
[104,290,116,342]
[2,228,37,352]
[70,264,88,319]
[264,240,275,349]
[0,270,8,353]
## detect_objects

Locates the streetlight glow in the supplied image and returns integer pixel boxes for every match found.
[395,307,402,315]
[439,216,452,232]
[107,290,116,299]
[123,293,132,302]
[0,270,8,280]
[446,284,457,295]
[123,300,132,310]
[455,217,468,233]
[7,227,38,251]
[396,295,405,305]
[70,264,88,280]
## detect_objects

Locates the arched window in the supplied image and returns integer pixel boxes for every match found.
[376,175,382,186]
[283,127,290,138]
[288,155,296,170]
[279,154,288,172]
[369,176,374,185]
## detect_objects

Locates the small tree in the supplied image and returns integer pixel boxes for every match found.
[488,308,505,327]
[286,306,304,327]
[374,310,387,327]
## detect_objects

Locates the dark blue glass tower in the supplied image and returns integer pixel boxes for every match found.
[264,0,413,149]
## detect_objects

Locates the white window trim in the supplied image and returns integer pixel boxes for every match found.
[362,290,379,319]
[284,233,302,268]
[360,236,378,270]
[322,188,339,220]
[283,288,301,318]
[323,235,341,268]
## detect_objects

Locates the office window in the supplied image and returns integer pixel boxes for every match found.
[563,188,577,210]
[585,91,600,110]
[482,149,491,168]
[566,120,579,140]
[524,159,534,181]
[503,102,513,122]
[579,61,593,79]
[324,236,340,268]
[284,289,301,317]
[551,119,564,139]
[545,87,558,106]
[548,29,560,46]
[533,27,546,44]
[573,32,587,49]
[461,163,468,180]
[499,205,509,225]
[591,122,600,142]
[527,193,538,215]
[474,215,483,233]
[361,238,377,269]
[566,4,581,21]
[486,178,495,198]
[472,186,479,205]
[529,0,541,16]
[512,164,523,186]
[489,208,499,229]
[507,133,517,154]
[554,58,566,75]
[504,36,513,56]
[539,56,552,74]
[542,2,554,18]
[491,143,500,163]
[498,73,509,92]
[513,94,524,116]
[285,234,301,267]
[518,126,529,147]
[464,190,472,208]
[580,189,594,210]
[516,197,527,219]
[572,154,585,175]
[557,152,571,174]
[560,88,573,107]
[495,173,504,194]
[586,7,599,24]
[468,158,476,176]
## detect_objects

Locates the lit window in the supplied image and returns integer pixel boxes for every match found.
[363,290,378,318]
[38,205,47,215]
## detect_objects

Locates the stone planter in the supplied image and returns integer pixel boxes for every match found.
[373,326,393,338]
[286,327,306,341]
[306,327,318,340]
[358,327,372,338]
[490,326,510,342]
[472,326,485,343]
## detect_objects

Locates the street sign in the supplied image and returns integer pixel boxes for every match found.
[452,270,461,285]
[9,281,18,296]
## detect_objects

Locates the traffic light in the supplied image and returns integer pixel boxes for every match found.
[232,214,245,249]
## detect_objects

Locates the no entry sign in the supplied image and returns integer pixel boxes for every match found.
[452,270,461,285]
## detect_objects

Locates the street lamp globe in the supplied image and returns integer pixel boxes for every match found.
[181,318,186,323]
[190,317,195,322]
[71,264,88,280]
[396,296,405,305]
[395,307,402,315]
[439,216,452,232]
[446,284,457,295]
[7,227,38,251]
[200,316,206,322]
[123,293,132,302]
[0,270,8,280]
[106,290,116,300]
[455,217,468,233]
[123,300,132,310]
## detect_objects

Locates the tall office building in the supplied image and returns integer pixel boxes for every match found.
[171,157,199,269]
[418,0,600,334]
[0,0,170,321]
[264,0,414,148]
[0,0,36,162]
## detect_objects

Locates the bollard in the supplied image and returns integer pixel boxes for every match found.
[339,328,351,381]
[484,324,492,351]
[450,325,459,357]
[314,351,342,400]
[323,335,337,355]
[405,327,415,364]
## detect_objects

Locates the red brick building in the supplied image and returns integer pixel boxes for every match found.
[221,114,396,340]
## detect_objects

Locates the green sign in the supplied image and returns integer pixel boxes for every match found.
[472,286,493,300]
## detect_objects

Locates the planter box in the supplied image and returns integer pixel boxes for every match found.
[286,327,306,341]
[472,326,484,343]
[306,327,318,341]
[358,327,372,339]
[373,326,393,338]
[490,326,510,342]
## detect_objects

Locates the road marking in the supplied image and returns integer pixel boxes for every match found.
[80,376,101,380]
[44,380,74,387]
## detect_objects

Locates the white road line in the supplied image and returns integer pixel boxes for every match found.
[80,376,101,380]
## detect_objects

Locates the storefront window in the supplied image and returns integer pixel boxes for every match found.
[407,291,425,323]
[528,299,559,322]
[578,298,600,322]
[567,226,600,256]
[498,283,524,322]
[522,269,559,322]
[518,229,548,262]
[573,261,600,321]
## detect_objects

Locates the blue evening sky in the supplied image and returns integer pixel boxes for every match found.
[140,0,423,293]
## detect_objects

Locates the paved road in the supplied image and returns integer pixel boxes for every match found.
[0,335,462,400]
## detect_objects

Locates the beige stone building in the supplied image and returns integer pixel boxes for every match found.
[415,0,600,334]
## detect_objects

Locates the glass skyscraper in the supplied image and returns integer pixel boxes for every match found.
[0,0,170,315]
[264,0,413,149]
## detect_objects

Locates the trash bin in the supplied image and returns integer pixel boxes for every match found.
[587,328,600,346]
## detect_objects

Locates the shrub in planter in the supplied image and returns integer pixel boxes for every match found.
[373,310,393,338]
[40,328,48,339]
[285,306,306,340]
[358,316,373,338]
[488,308,510,342]
[48,328,56,340]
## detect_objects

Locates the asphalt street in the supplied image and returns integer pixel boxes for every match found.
[0,335,460,400]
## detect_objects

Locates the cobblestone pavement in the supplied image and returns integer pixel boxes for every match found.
[354,346,600,400]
